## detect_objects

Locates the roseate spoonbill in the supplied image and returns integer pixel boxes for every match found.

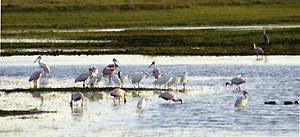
[110,88,126,104]
[137,97,146,110]
[34,56,50,77]
[159,91,184,104]
[253,44,264,58]
[132,71,147,88]
[29,66,45,88]
[112,75,121,87]
[180,71,188,89]
[75,68,95,87]
[88,74,103,87]
[102,58,119,82]
[226,75,246,90]
[168,75,181,89]
[263,27,269,44]
[70,92,84,106]
[234,91,249,110]
[149,61,161,79]
[118,71,128,87]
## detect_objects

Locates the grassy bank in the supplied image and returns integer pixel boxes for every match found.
[2,0,300,56]
[2,28,300,56]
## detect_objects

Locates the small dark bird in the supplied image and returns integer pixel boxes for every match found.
[284,100,299,105]
[264,101,277,105]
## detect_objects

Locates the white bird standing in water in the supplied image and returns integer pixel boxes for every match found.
[34,55,50,77]
[180,71,188,89]
[118,71,128,87]
[137,97,146,110]
[70,92,84,107]
[112,74,121,87]
[88,74,103,87]
[168,74,181,89]
[234,91,249,110]
[131,71,147,88]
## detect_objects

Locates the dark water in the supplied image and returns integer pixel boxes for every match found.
[0,55,299,137]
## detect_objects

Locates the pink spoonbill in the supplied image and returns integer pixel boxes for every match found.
[75,68,96,87]
[234,91,249,110]
[110,88,127,104]
[102,58,120,82]
[226,75,246,90]
[29,66,45,88]
[253,43,264,59]
[34,55,50,77]
[149,61,161,79]
[159,91,184,104]
[70,92,84,107]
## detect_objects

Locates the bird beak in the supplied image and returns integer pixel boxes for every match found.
[34,57,39,63]
[148,61,154,68]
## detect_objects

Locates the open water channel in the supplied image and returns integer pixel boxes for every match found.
[0,55,299,137]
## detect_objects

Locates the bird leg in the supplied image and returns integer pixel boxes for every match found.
[81,98,84,106]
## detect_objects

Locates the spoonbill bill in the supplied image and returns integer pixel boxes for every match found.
[75,68,95,87]
[131,71,147,88]
[110,88,127,104]
[253,44,264,58]
[70,92,84,106]
[34,55,50,77]
[226,75,246,90]
[234,91,249,110]
[159,91,184,104]
[263,27,269,44]
[180,71,188,89]
[29,66,45,88]
[149,61,161,79]
[137,97,146,110]
[102,58,120,82]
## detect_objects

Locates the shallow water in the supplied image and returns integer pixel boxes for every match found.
[0,55,299,137]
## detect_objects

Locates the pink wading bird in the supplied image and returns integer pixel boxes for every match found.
[110,88,127,104]
[34,55,50,77]
[234,91,249,110]
[70,92,84,107]
[253,43,264,59]
[102,58,120,82]
[75,68,96,87]
[159,91,184,104]
[148,61,161,80]
[29,66,45,88]
[226,75,246,90]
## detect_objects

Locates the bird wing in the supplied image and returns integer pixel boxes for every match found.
[234,97,248,107]
[153,68,161,79]
[29,71,43,82]
[75,73,90,82]
[180,75,188,84]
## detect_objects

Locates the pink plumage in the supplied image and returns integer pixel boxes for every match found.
[153,68,161,79]
[110,88,126,103]
[29,71,44,82]
[102,64,116,76]
[159,91,176,101]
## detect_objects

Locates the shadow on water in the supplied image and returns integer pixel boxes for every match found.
[71,107,84,121]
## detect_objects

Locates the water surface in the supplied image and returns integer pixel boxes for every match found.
[0,55,299,137]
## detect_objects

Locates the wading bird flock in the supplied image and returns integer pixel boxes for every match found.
[28,28,280,110]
